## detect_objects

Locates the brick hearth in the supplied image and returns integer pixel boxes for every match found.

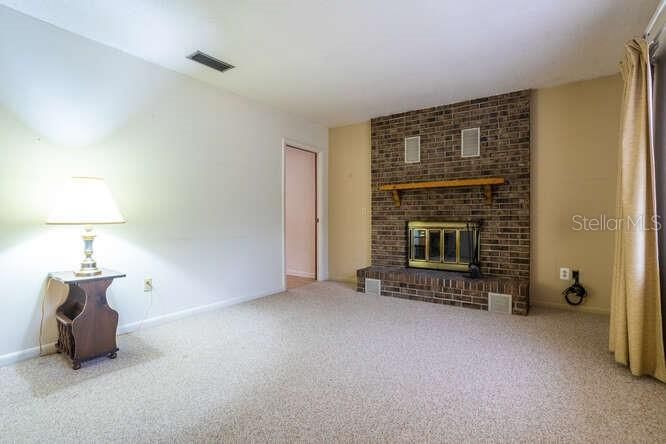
[357,266,529,315]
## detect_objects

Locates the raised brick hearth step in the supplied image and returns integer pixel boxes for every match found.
[357,266,529,315]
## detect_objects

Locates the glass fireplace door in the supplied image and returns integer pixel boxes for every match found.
[428,230,441,262]
[411,229,426,261]
[408,221,479,271]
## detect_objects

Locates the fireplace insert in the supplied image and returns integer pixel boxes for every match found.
[408,221,480,271]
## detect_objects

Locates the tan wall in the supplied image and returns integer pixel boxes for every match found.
[328,122,372,282]
[532,74,622,314]
[328,75,622,314]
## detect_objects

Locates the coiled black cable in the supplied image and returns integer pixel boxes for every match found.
[563,270,587,305]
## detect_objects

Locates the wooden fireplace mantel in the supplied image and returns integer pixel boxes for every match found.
[379,177,505,207]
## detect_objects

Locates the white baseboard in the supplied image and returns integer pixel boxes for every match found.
[0,287,282,368]
[531,300,610,315]
[286,269,316,279]
[117,287,281,334]
[0,342,58,368]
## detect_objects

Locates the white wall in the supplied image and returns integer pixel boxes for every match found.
[285,147,317,278]
[0,6,328,363]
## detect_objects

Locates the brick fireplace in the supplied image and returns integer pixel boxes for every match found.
[357,90,530,314]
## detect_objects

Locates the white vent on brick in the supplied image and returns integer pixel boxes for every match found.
[365,278,381,296]
[488,292,512,315]
[404,136,420,163]
[461,128,480,157]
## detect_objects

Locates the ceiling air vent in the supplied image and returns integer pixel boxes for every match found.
[187,51,235,73]
[461,128,480,157]
[405,136,421,163]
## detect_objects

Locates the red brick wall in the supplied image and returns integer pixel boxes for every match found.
[371,90,531,279]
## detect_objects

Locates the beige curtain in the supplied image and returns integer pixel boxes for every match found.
[610,38,666,382]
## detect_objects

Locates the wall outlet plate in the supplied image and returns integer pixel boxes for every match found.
[559,268,571,281]
[144,278,153,292]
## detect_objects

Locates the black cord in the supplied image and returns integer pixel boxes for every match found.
[563,271,587,305]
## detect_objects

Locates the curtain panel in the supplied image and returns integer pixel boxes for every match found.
[610,38,666,382]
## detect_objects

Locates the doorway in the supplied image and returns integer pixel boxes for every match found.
[284,145,317,289]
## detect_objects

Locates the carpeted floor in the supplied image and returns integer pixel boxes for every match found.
[1,281,665,442]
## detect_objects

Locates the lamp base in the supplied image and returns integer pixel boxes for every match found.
[76,226,102,277]
[75,268,102,277]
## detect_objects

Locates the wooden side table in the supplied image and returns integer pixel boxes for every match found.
[49,269,125,370]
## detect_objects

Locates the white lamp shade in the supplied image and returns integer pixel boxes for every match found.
[47,177,125,225]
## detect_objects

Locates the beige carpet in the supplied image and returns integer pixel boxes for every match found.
[1,281,665,442]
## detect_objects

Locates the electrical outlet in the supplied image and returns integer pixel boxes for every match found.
[144,278,153,292]
[559,268,571,281]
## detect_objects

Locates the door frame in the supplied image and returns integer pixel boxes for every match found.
[282,138,320,289]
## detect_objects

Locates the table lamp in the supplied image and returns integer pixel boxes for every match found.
[47,177,125,276]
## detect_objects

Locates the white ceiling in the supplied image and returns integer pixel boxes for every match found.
[0,0,658,127]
